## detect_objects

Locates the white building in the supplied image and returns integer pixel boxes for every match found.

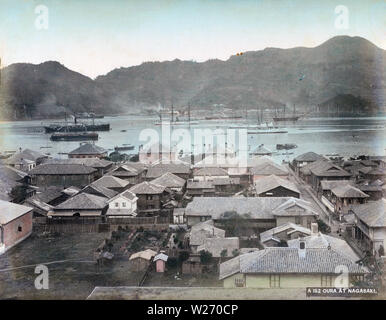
[106,190,138,217]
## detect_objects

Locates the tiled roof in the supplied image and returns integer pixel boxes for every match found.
[54,193,107,210]
[4,149,46,164]
[108,190,137,203]
[194,167,229,176]
[187,180,215,190]
[68,143,106,155]
[189,220,226,246]
[250,162,288,176]
[29,164,96,175]
[45,158,112,169]
[350,199,386,227]
[310,162,351,177]
[331,185,369,198]
[251,145,272,155]
[186,197,315,219]
[32,187,64,204]
[0,200,32,224]
[254,174,299,195]
[287,233,360,261]
[212,177,240,185]
[154,253,168,262]
[219,248,366,280]
[320,180,353,191]
[197,237,239,258]
[300,159,329,175]
[92,176,130,189]
[272,198,319,217]
[81,184,118,199]
[293,152,325,162]
[260,222,311,244]
[146,163,190,179]
[151,172,186,188]
[129,181,166,194]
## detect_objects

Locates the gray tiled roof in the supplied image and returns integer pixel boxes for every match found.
[54,193,107,210]
[0,199,32,224]
[250,162,288,176]
[300,159,329,175]
[81,184,118,199]
[186,197,315,220]
[129,181,166,194]
[287,233,360,262]
[146,163,190,179]
[189,221,226,246]
[45,158,112,169]
[197,237,239,258]
[68,143,106,155]
[350,199,386,227]
[331,185,369,198]
[29,164,96,175]
[187,180,215,190]
[251,145,272,155]
[4,149,47,164]
[293,152,325,162]
[194,167,229,176]
[151,172,186,188]
[320,180,353,191]
[310,162,351,177]
[260,222,311,244]
[92,176,130,189]
[272,198,319,217]
[219,247,366,280]
[254,174,299,195]
[212,177,240,185]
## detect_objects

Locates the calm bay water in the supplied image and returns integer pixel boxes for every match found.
[0,115,385,162]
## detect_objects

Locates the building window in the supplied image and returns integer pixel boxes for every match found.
[269,274,280,288]
[295,216,301,224]
[234,277,245,287]
[122,202,126,207]
[321,275,333,287]
[115,202,119,207]
[147,195,153,200]
[17,226,22,232]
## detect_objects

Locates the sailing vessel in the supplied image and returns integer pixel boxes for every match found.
[44,113,110,133]
[273,104,301,122]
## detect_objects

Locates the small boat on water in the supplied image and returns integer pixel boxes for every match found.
[276,143,297,150]
[75,112,104,119]
[50,132,98,141]
[248,129,288,135]
[114,145,135,151]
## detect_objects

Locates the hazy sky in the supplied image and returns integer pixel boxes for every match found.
[0,0,384,78]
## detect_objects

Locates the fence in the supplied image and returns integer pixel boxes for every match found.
[33,215,172,234]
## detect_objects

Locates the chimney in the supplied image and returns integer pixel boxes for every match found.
[311,223,318,235]
[298,240,306,258]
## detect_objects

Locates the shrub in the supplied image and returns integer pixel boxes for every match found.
[178,251,189,263]
[166,257,178,268]
[200,250,213,264]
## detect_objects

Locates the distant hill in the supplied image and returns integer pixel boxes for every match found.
[0,36,385,120]
[0,61,121,119]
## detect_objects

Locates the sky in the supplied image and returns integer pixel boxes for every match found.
[0,0,384,78]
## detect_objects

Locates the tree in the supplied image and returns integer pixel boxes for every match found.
[178,251,189,264]
[220,249,228,258]
[200,250,213,264]
[378,245,384,257]
[166,257,178,269]
[232,249,239,257]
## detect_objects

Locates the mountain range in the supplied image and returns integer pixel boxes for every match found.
[0,35,384,120]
